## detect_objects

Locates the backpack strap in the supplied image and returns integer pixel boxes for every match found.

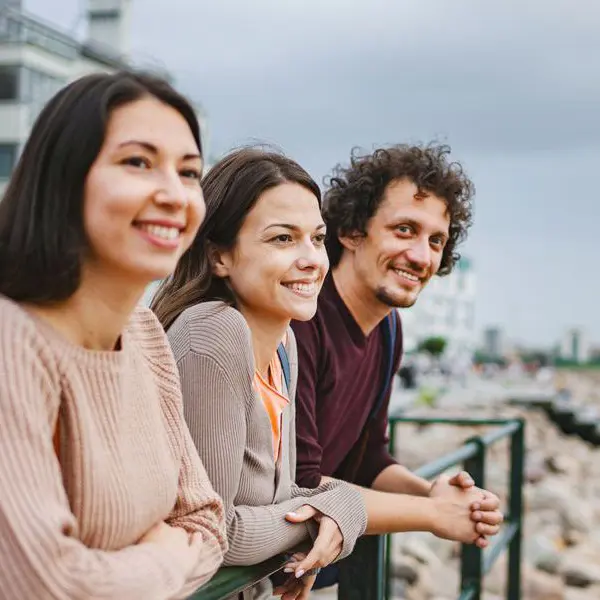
[276,342,291,392]
[368,309,398,422]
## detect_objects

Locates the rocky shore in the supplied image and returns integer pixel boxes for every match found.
[387,370,600,600]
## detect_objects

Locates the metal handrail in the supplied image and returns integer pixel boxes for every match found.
[190,417,525,600]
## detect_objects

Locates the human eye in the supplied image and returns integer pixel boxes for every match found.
[430,235,446,249]
[313,232,326,246]
[270,233,293,244]
[179,168,202,181]
[121,156,151,169]
[396,224,414,235]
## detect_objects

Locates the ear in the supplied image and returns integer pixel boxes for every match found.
[208,243,232,278]
[338,231,364,253]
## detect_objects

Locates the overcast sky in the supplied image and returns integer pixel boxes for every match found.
[25,0,600,348]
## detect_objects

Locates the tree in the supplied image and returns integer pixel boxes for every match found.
[418,336,447,358]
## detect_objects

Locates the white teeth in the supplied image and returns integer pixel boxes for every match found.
[283,282,316,294]
[138,224,181,240]
[394,269,419,282]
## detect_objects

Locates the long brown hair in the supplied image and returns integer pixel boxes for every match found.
[151,147,321,330]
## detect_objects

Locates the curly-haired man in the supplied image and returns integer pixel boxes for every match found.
[290,144,502,585]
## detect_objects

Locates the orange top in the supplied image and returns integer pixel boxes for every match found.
[254,346,289,461]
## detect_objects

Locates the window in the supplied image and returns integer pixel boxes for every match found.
[0,66,19,100]
[0,144,17,179]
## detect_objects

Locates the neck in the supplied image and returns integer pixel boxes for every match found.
[238,306,289,378]
[26,266,147,351]
[332,255,392,336]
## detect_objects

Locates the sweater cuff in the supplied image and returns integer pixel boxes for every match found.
[300,482,367,561]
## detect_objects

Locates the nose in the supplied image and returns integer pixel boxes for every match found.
[153,170,188,210]
[296,237,327,271]
[405,236,431,269]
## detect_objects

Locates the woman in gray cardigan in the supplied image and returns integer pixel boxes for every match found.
[152,148,367,599]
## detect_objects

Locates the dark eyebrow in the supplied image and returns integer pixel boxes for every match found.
[117,140,201,161]
[264,223,326,232]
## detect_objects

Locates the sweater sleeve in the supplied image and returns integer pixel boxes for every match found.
[0,322,194,600]
[177,350,317,566]
[287,389,367,560]
[158,371,228,598]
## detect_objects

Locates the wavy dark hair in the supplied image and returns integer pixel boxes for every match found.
[0,70,201,304]
[151,147,321,331]
[323,143,474,275]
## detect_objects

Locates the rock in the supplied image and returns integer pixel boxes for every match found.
[565,585,600,599]
[522,565,565,599]
[562,561,600,588]
[390,555,420,586]
[546,454,579,476]
[398,536,444,568]
[525,533,564,574]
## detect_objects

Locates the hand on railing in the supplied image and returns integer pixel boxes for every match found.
[284,506,342,577]
[272,551,318,600]
[429,476,503,547]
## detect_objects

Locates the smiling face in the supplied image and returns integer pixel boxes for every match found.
[213,182,329,324]
[345,178,450,309]
[82,96,205,286]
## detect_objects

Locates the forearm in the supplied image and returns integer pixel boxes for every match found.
[318,475,435,536]
[358,487,435,535]
[371,464,432,496]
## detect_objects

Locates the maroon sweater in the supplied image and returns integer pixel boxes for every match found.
[291,275,403,489]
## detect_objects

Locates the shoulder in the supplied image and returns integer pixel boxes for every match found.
[167,301,254,375]
[0,295,61,399]
[127,305,175,363]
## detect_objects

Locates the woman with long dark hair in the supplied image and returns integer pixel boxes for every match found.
[0,71,227,599]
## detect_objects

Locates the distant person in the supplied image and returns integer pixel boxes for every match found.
[291,144,503,586]
[0,71,227,599]
[153,147,499,599]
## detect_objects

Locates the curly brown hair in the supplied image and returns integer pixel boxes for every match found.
[323,143,474,275]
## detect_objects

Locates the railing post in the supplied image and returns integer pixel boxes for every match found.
[338,535,385,600]
[384,420,398,600]
[460,436,485,600]
[507,419,524,600]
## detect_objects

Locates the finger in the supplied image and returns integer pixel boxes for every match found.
[476,496,500,511]
[292,542,326,578]
[471,509,503,526]
[476,522,501,536]
[285,505,319,524]
[283,562,300,574]
[475,536,489,549]
[479,510,504,526]
[448,471,475,488]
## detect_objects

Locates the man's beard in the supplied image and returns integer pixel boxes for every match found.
[375,285,418,309]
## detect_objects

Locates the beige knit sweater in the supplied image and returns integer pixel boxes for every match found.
[167,301,367,567]
[0,295,228,600]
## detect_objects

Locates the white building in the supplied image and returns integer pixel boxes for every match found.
[399,256,477,363]
[0,0,209,194]
[559,328,591,364]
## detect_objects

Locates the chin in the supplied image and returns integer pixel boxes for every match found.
[287,302,318,323]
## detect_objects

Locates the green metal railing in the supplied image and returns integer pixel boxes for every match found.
[384,416,525,600]
[190,416,525,600]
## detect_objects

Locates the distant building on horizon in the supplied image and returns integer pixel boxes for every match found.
[399,256,477,363]
[559,327,591,364]
[481,326,506,360]
[0,0,209,195]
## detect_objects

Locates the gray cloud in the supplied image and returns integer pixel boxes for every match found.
[25,0,600,346]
